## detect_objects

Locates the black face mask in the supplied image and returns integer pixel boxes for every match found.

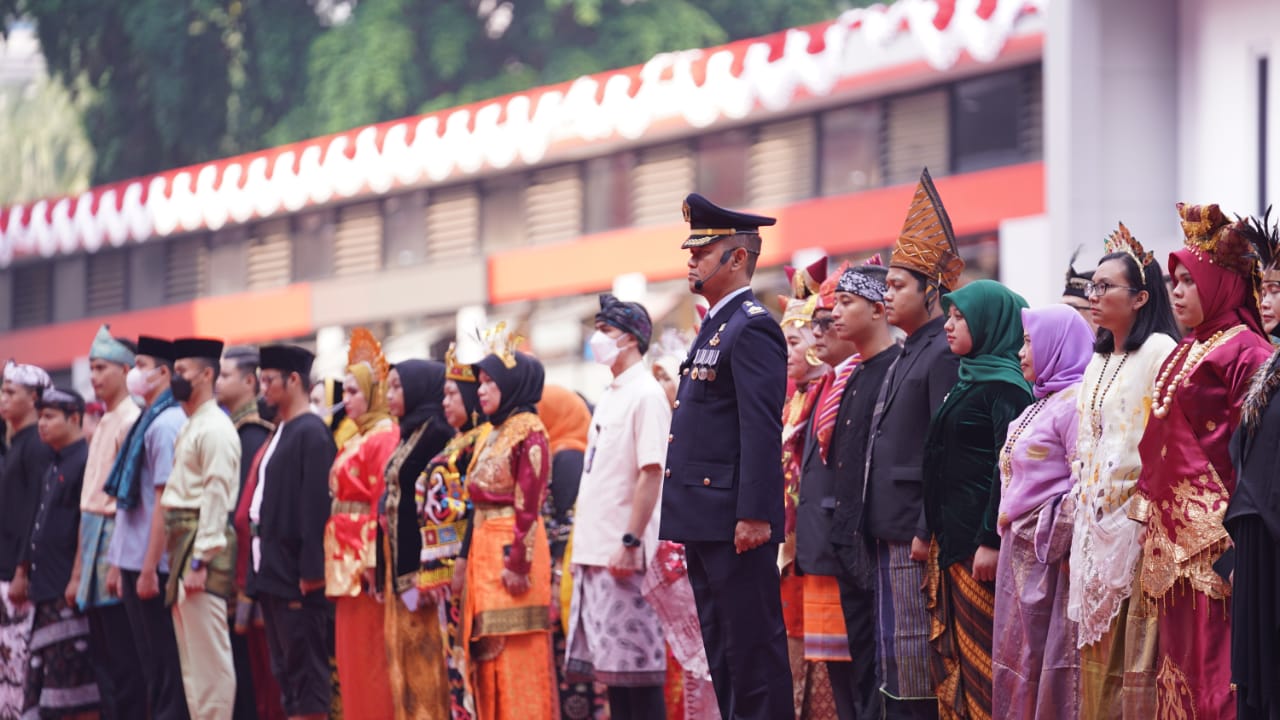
[170,374,194,402]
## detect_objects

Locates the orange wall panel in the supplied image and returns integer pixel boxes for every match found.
[489,162,1045,303]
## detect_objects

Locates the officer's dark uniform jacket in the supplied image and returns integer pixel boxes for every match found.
[659,289,786,544]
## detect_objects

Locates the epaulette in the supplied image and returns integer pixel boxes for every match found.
[741,300,769,317]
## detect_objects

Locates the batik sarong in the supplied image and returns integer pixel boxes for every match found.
[876,540,934,701]
[565,565,667,687]
[22,598,100,717]
[0,581,34,717]
[927,549,995,720]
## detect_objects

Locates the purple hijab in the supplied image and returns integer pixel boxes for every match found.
[1022,305,1093,399]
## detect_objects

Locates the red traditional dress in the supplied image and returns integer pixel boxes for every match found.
[325,349,400,720]
[1134,206,1274,720]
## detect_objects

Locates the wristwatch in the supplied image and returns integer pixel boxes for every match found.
[621,533,641,549]
[190,557,206,572]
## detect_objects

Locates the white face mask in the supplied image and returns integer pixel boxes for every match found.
[589,330,623,367]
[126,366,158,397]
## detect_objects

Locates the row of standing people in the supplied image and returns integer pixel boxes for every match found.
[768,171,1280,720]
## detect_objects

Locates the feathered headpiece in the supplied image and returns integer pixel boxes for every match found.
[1177,203,1260,279]
[1238,206,1280,274]
[1103,222,1154,270]
[1063,247,1093,300]
[478,321,523,370]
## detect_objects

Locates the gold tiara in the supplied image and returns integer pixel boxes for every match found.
[1103,222,1154,268]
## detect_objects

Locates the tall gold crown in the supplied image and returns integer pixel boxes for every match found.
[1177,203,1260,278]
[479,321,523,369]
[346,327,389,382]
[1103,222,1154,269]
[444,343,476,382]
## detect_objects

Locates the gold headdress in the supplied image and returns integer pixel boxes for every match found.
[1177,203,1260,278]
[444,343,476,383]
[891,168,965,291]
[346,328,389,382]
[1102,222,1154,269]
[779,295,819,328]
[479,321,523,369]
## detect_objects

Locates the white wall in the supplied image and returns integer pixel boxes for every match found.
[1045,0,1180,286]
[1177,0,1280,218]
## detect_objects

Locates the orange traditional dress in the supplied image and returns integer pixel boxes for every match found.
[324,333,400,720]
[462,349,556,720]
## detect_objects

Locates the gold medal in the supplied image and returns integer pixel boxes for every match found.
[707,368,717,381]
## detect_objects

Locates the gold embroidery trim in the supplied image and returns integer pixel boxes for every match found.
[472,605,551,637]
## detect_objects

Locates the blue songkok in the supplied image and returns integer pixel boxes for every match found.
[89,324,135,366]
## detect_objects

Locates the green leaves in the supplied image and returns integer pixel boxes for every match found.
[7,0,867,187]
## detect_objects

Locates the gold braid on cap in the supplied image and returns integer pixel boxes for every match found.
[346,328,389,383]
[444,343,476,382]
[479,321,523,370]
[1102,222,1154,269]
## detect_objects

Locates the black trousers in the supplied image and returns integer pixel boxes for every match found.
[231,622,259,720]
[87,602,148,720]
[685,541,792,720]
[834,571,884,720]
[120,569,191,720]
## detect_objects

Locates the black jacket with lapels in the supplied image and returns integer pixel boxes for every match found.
[660,290,787,544]
[864,315,960,544]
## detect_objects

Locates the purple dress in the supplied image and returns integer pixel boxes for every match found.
[992,386,1081,720]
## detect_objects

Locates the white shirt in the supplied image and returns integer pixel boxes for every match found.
[570,362,672,567]
[250,419,285,573]
[705,285,752,320]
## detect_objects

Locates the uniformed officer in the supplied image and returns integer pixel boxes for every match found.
[659,193,792,720]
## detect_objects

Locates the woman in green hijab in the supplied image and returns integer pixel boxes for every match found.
[921,279,1034,718]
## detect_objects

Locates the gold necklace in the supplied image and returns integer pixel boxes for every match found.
[1089,353,1128,437]
[1150,329,1231,419]
[1000,395,1052,486]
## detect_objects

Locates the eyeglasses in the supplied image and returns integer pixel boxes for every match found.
[1083,281,1139,298]
[812,317,834,331]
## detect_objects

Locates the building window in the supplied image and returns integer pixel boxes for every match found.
[207,228,249,296]
[584,152,635,235]
[952,68,1038,173]
[821,103,882,195]
[426,184,480,261]
[12,262,52,328]
[293,209,335,281]
[86,249,129,316]
[383,191,428,268]
[631,143,693,227]
[333,202,384,277]
[165,235,209,304]
[526,165,583,245]
[749,117,817,206]
[697,129,750,208]
[885,89,950,185]
[481,175,528,251]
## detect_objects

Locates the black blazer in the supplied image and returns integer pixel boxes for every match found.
[660,290,787,544]
[864,316,960,544]
[796,383,847,577]
[247,414,336,599]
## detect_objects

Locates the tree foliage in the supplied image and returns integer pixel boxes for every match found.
[1,0,869,185]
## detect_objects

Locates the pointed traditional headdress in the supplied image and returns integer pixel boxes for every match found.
[817,261,851,312]
[346,328,389,383]
[780,256,827,328]
[444,343,477,383]
[1063,247,1093,299]
[891,168,965,291]
[1239,206,1280,274]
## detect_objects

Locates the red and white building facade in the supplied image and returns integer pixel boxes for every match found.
[12,0,1266,392]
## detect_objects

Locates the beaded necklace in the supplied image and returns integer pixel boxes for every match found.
[999,394,1053,486]
[1089,353,1128,437]
[1151,328,1232,419]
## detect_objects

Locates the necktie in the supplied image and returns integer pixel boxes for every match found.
[815,357,859,463]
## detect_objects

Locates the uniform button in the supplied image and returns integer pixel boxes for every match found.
[665,469,671,478]
[674,400,680,408]
[845,419,851,426]
[668,434,674,443]
[838,462,844,469]
[703,478,711,486]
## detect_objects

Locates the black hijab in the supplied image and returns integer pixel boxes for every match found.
[393,359,447,440]
[474,351,545,426]
[453,379,485,432]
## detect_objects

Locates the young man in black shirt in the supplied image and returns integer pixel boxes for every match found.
[20,388,101,718]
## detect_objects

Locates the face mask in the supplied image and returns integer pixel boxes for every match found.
[589,330,622,366]
[170,374,193,402]
[126,366,157,397]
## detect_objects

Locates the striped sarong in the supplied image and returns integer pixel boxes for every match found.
[875,540,934,700]
[927,548,996,720]
[802,575,851,662]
